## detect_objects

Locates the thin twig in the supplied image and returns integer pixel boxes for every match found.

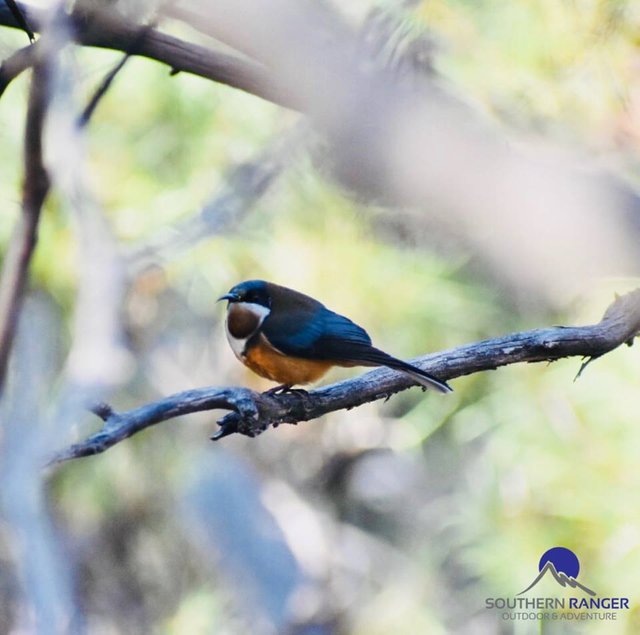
[0,49,51,392]
[78,18,157,127]
[3,0,34,41]
[48,289,640,466]
[77,49,131,127]
[0,42,37,97]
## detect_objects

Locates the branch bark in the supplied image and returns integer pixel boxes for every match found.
[48,289,640,466]
[0,46,50,392]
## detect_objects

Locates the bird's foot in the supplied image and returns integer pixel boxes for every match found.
[263,384,309,398]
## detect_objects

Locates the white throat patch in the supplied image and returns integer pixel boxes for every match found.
[225,302,271,359]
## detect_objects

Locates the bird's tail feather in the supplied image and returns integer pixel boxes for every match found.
[394,365,452,394]
[335,344,452,394]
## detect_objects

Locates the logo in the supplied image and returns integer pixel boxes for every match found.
[517,547,595,596]
[485,546,630,623]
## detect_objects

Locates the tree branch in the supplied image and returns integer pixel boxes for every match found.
[3,0,34,42]
[0,46,50,392]
[127,124,305,271]
[0,2,294,108]
[0,42,36,98]
[77,17,154,128]
[48,289,640,466]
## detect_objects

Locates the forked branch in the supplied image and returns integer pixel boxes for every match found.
[49,289,640,466]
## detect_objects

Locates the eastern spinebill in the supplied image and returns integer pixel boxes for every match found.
[218,280,452,394]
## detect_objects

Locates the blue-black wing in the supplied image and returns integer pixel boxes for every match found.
[261,304,453,393]
[261,306,373,360]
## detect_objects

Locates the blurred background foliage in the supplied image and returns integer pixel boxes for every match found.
[2,0,640,633]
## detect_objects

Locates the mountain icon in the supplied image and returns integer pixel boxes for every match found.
[517,560,596,597]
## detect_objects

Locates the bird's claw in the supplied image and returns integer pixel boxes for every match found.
[263,384,309,398]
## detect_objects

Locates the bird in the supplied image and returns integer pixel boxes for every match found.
[218,279,452,394]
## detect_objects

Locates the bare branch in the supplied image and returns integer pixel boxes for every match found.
[0,42,37,97]
[77,45,133,128]
[3,0,34,42]
[48,289,640,466]
[0,47,50,392]
[78,15,159,127]
[0,2,293,107]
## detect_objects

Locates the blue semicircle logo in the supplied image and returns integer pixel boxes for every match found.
[539,546,580,579]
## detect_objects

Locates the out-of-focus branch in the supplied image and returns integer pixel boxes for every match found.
[49,289,640,465]
[3,0,34,41]
[44,8,132,421]
[0,9,81,631]
[78,12,161,127]
[175,0,640,301]
[0,42,36,97]
[0,47,50,392]
[78,49,130,126]
[0,2,293,107]
[183,454,336,633]
[3,3,639,302]
[128,124,305,271]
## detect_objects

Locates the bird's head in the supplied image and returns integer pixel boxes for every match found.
[218,279,272,309]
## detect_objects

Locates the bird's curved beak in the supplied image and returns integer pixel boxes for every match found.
[217,292,239,303]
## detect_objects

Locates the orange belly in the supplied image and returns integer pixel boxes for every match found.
[244,338,333,385]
